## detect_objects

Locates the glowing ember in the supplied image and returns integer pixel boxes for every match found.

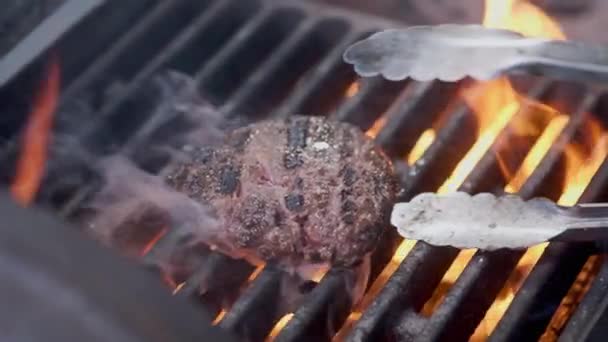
[365,116,387,138]
[541,255,601,341]
[407,129,435,165]
[345,81,360,98]
[266,313,294,341]
[139,228,168,257]
[247,264,265,283]
[11,56,61,206]
[172,282,186,295]
[212,309,227,326]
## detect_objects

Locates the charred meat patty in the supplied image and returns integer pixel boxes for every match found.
[165,116,396,267]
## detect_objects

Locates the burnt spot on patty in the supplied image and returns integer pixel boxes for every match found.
[285,193,305,212]
[287,117,309,149]
[217,165,240,195]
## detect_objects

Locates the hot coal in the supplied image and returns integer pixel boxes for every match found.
[165,115,397,268]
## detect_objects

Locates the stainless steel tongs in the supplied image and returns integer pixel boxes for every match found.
[343,24,608,85]
[391,192,608,250]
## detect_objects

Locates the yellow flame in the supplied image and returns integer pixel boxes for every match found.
[424,0,572,324]
[505,115,569,193]
[483,0,565,40]
[559,135,608,204]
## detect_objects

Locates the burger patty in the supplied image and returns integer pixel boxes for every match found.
[165,115,397,267]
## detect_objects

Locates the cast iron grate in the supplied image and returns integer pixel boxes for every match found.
[1,0,608,341]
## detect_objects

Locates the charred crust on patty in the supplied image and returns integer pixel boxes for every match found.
[165,115,397,268]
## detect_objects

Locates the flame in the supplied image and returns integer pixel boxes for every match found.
[11,56,61,206]
[466,1,608,340]
[438,79,520,193]
[505,115,569,193]
[266,313,294,341]
[423,0,585,328]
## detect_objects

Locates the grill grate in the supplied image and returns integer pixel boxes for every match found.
[1,0,608,341]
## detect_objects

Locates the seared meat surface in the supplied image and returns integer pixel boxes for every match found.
[165,116,396,267]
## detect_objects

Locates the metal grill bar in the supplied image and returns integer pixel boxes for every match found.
[560,251,608,341]
[61,0,190,99]
[331,77,404,130]
[484,93,602,342]
[194,8,276,85]
[270,30,364,118]
[219,267,285,341]
[374,81,459,157]
[409,88,598,342]
[349,84,602,342]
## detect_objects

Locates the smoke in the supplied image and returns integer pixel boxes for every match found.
[82,155,221,249]
[53,70,232,276]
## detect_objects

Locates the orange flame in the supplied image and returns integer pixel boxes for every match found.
[423,0,581,325]
[266,313,294,341]
[466,1,608,340]
[365,116,387,139]
[11,56,61,206]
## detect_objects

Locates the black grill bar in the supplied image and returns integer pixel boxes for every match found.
[560,255,608,342]
[219,267,285,342]
[218,18,321,117]
[270,30,364,118]
[486,94,603,342]
[374,81,460,157]
[331,77,404,130]
[62,0,236,145]
[194,8,275,86]
[400,104,477,198]
[274,269,353,341]
[408,87,598,342]
[348,84,602,341]
[350,243,460,341]
[61,0,192,99]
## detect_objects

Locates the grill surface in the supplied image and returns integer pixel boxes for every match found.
[1,0,608,341]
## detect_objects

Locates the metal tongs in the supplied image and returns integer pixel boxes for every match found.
[391,192,608,250]
[343,24,608,85]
